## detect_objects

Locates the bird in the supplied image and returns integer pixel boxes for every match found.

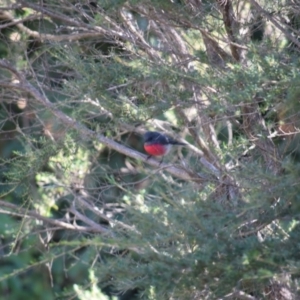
[143,131,186,163]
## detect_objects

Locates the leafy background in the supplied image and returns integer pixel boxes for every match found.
[0,0,300,299]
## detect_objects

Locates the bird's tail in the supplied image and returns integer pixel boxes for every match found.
[170,141,186,146]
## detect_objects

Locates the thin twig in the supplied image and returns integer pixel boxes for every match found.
[222,289,258,300]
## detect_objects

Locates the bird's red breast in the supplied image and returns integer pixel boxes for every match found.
[144,144,169,156]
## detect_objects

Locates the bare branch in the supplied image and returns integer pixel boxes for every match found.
[0,200,106,233]
[248,0,300,50]
[222,289,258,300]
[0,12,39,30]
[242,101,282,175]
[217,0,241,61]
[68,206,110,234]
[0,9,122,43]
[119,7,162,61]
[76,196,139,234]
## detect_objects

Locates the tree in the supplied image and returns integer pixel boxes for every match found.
[0,0,300,299]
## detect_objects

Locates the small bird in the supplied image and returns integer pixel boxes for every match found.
[143,131,186,162]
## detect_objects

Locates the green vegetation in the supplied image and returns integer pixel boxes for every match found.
[0,0,300,299]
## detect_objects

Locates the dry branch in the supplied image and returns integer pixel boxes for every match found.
[248,0,300,50]
[0,199,108,233]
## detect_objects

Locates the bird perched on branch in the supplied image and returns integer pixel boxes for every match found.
[143,131,186,163]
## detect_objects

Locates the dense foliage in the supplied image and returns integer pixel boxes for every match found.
[0,0,300,299]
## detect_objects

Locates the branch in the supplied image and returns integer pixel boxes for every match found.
[248,0,300,50]
[242,101,282,175]
[0,10,122,43]
[0,200,108,233]
[17,0,159,58]
[0,12,39,30]
[18,1,100,30]
[119,7,162,61]
[75,196,140,234]
[222,289,258,300]
[217,0,241,61]
[68,206,111,234]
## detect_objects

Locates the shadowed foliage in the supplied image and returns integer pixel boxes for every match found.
[0,0,300,299]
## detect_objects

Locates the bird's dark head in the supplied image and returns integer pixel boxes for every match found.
[143,131,167,144]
